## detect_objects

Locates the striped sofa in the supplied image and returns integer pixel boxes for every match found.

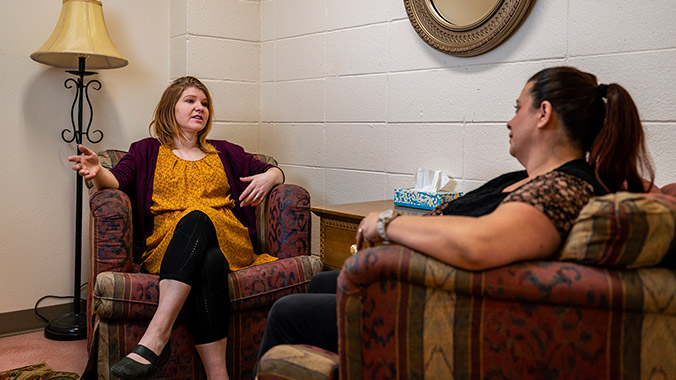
[82,150,323,380]
[258,191,676,380]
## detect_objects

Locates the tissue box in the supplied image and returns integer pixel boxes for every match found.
[394,188,463,210]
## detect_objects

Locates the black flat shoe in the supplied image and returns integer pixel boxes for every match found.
[110,342,171,380]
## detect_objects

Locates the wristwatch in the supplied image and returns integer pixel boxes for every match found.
[377,209,402,242]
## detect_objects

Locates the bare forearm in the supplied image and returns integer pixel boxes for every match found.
[267,167,284,185]
[362,203,560,271]
[386,215,489,269]
[92,167,119,190]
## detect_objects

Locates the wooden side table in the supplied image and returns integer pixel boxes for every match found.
[311,200,426,270]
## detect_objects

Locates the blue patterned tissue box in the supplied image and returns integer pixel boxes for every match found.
[394,188,463,210]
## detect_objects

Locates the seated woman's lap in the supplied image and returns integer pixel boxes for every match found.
[308,270,339,294]
[254,270,341,375]
[159,210,233,344]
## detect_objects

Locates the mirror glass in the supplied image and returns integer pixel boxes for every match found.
[430,0,501,29]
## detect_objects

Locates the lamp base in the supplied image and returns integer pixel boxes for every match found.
[44,312,87,341]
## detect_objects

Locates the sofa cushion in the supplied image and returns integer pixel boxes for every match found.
[257,344,339,380]
[558,192,676,268]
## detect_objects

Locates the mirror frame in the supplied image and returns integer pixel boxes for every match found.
[404,0,536,57]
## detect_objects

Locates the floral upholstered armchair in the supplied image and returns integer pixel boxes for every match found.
[83,150,323,380]
[258,189,676,380]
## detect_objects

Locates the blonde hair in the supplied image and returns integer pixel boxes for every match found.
[149,76,217,153]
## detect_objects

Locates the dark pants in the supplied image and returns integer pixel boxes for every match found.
[252,271,340,377]
[159,210,231,345]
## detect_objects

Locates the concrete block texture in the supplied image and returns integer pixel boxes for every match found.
[325,169,388,205]
[274,0,327,39]
[569,0,676,56]
[207,80,260,122]
[275,34,326,80]
[187,0,260,41]
[386,123,464,178]
[326,75,387,122]
[325,123,388,171]
[260,123,325,166]
[170,0,187,38]
[327,24,388,76]
[274,79,325,122]
[645,123,676,187]
[188,36,259,82]
[387,63,549,123]
[328,0,390,30]
[210,122,260,153]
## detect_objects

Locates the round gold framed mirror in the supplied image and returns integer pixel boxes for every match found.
[404,0,536,57]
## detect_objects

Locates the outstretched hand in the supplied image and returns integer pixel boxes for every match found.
[239,168,283,207]
[68,144,101,180]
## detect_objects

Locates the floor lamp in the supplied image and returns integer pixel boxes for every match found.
[30,0,127,341]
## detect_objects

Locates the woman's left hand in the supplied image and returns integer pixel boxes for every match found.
[239,167,284,207]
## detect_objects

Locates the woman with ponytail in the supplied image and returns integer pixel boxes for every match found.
[251,66,655,372]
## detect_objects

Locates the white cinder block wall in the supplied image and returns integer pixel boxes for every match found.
[170,0,262,153]
[256,0,676,255]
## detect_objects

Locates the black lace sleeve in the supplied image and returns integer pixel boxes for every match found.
[502,171,595,238]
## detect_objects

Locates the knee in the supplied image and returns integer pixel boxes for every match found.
[177,210,209,228]
[267,294,304,327]
[202,247,229,276]
[308,271,339,293]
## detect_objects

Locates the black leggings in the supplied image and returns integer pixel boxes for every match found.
[159,210,231,345]
[252,271,339,377]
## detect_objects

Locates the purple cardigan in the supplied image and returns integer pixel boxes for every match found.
[110,137,278,263]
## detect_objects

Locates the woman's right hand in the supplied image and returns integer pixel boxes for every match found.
[68,144,101,180]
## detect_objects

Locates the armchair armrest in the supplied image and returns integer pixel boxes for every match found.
[229,255,323,312]
[93,255,323,320]
[93,272,159,320]
[259,184,311,259]
[258,344,339,380]
[337,245,676,380]
[339,245,676,313]
[89,189,134,276]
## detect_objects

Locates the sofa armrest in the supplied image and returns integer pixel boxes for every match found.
[94,255,323,320]
[89,189,134,275]
[229,255,323,312]
[260,184,311,259]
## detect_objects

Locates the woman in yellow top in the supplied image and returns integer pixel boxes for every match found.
[70,76,283,379]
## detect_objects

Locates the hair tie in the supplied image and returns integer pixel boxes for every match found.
[597,84,608,99]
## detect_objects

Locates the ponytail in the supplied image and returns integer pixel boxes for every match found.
[588,83,654,192]
[528,67,654,193]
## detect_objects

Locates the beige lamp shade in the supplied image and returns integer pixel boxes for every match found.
[30,0,128,69]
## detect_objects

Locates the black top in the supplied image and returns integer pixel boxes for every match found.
[439,159,606,218]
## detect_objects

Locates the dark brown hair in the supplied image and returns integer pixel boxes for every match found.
[528,66,654,192]
[149,76,217,153]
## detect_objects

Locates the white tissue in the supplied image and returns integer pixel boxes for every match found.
[413,168,456,193]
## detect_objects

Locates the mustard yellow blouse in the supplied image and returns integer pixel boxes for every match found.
[142,144,277,273]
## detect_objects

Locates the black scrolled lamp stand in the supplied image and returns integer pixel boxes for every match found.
[44,56,104,341]
[30,0,127,341]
